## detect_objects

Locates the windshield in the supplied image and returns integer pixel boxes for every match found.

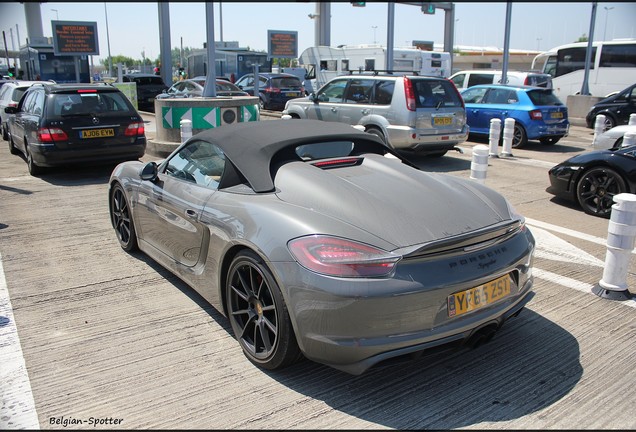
[271,77,302,89]
[51,91,134,116]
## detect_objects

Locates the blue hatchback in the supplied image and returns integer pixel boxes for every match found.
[460,84,569,148]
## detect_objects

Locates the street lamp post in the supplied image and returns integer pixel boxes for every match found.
[104,3,112,78]
[536,37,542,51]
[454,18,459,51]
[372,25,377,44]
[603,6,614,41]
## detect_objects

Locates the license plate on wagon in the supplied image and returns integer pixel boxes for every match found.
[433,116,453,126]
[286,92,299,97]
[448,274,511,317]
[80,128,114,139]
[551,112,564,119]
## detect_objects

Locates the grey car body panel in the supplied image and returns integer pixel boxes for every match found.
[108,120,534,374]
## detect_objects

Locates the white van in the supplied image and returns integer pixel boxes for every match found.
[449,70,552,90]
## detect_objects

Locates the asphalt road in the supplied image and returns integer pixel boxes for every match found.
[1,120,635,429]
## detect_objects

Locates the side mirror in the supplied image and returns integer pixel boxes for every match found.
[140,161,158,181]
[308,93,318,102]
[4,106,18,114]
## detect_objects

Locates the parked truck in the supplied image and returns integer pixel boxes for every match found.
[298,45,451,91]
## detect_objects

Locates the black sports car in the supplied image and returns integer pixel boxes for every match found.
[547,145,636,218]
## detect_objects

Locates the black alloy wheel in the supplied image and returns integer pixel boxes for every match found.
[602,114,616,132]
[511,124,528,149]
[111,184,138,252]
[226,250,301,370]
[576,167,627,218]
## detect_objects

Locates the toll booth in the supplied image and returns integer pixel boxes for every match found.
[19,38,90,83]
[187,45,271,81]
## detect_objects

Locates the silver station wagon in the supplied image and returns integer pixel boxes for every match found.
[283,73,469,157]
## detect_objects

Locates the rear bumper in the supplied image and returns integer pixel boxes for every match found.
[386,124,470,150]
[28,138,146,167]
[270,228,535,375]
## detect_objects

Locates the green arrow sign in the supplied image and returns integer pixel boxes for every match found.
[162,105,259,129]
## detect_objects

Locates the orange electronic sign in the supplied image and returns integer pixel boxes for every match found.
[52,21,99,56]
[268,30,298,59]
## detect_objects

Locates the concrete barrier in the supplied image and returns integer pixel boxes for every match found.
[148,96,259,157]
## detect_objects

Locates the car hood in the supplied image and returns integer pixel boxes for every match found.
[274,154,512,249]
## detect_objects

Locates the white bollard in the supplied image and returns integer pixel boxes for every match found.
[622,131,636,148]
[180,119,192,144]
[593,114,606,147]
[281,114,292,120]
[629,113,636,126]
[488,118,501,157]
[470,144,489,184]
[500,118,514,157]
[593,193,636,301]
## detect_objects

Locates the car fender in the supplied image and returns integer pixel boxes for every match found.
[359,114,391,142]
[282,104,307,119]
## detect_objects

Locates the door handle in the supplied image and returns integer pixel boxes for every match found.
[331,107,337,112]
[185,209,198,219]
[361,109,370,115]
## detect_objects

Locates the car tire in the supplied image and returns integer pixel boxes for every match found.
[512,124,527,149]
[365,127,386,145]
[601,114,616,131]
[24,142,44,176]
[539,137,560,145]
[576,167,627,218]
[1,123,7,141]
[259,98,266,110]
[612,137,623,150]
[226,250,302,370]
[7,130,19,155]
[110,183,139,252]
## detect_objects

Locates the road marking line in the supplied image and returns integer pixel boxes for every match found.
[534,267,636,309]
[532,227,604,267]
[526,217,636,254]
[0,253,40,430]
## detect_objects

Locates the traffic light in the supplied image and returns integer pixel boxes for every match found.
[351,2,366,6]
[422,2,435,14]
[7,67,15,78]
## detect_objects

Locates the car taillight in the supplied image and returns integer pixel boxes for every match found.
[37,127,68,142]
[403,76,416,111]
[124,122,145,136]
[530,110,543,120]
[8,101,18,108]
[262,87,281,93]
[288,235,401,278]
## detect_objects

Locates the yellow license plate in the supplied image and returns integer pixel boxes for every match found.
[448,275,511,317]
[287,92,298,97]
[433,117,452,126]
[551,112,564,119]
[81,128,114,139]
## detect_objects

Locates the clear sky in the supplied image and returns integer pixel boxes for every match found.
[1,1,635,65]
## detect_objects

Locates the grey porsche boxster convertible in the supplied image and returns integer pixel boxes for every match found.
[108,119,535,375]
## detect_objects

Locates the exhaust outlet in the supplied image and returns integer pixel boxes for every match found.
[465,324,499,349]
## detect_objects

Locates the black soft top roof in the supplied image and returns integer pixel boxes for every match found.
[190,119,400,193]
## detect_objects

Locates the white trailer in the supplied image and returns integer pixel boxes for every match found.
[298,45,451,91]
